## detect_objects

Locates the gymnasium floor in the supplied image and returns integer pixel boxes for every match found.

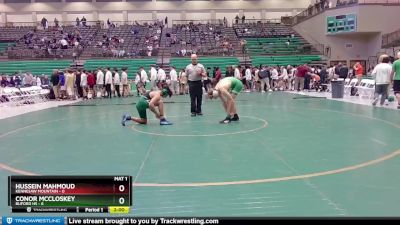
[1,92,400,217]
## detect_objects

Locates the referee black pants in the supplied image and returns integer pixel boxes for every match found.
[189,80,203,114]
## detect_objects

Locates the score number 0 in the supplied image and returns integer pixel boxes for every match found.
[118,184,126,205]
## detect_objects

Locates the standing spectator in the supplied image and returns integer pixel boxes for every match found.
[65,69,75,99]
[294,64,310,91]
[226,66,234,77]
[391,52,400,109]
[80,70,88,99]
[81,16,87,27]
[165,16,168,27]
[235,15,239,24]
[179,69,188,95]
[121,68,129,97]
[105,67,113,98]
[87,70,95,99]
[258,66,270,92]
[353,62,363,84]
[214,67,222,86]
[59,71,66,99]
[241,15,246,24]
[169,66,179,95]
[140,67,148,88]
[149,65,158,91]
[134,72,142,97]
[54,18,59,27]
[234,66,241,80]
[50,70,60,100]
[41,17,48,30]
[339,63,349,80]
[24,73,34,87]
[75,70,82,97]
[113,68,121,98]
[76,17,80,27]
[280,66,289,90]
[245,66,252,92]
[203,67,212,92]
[371,55,392,106]
[271,66,279,90]
[96,68,105,97]
[157,67,166,89]
[185,54,206,116]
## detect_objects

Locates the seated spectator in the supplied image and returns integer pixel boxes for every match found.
[60,38,68,49]
[1,75,8,87]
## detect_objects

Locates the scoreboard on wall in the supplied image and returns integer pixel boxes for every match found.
[327,14,357,34]
[8,176,132,213]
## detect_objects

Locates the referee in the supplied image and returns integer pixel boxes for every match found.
[185,54,206,116]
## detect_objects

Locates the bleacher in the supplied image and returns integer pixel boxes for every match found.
[168,23,232,57]
[0,42,15,56]
[251,55,322,66]
[245,37,309,55]
[234,23,293,38]
[83,59,157,79]
[7,25,98,59]
[87,23,162,58]
[0,60,71,75]
[0,26,34,41]
[170,57,239,73]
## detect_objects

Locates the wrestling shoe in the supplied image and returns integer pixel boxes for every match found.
[219,116,231,124]
[231,114,240,122]
[121,113,131,126]
[160,119,173,125]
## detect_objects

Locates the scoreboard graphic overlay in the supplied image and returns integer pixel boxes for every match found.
[8,176,132,213]
[327,14,357,34]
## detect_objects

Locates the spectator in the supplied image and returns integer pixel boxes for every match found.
[76,17,80,27]
[59,71,66,99]
[372,55,392,106]
[149,65,158,91]
[80,70,88,99]
[96,68,105,97]
[75,70,82,97]
[391,51,400,109]
[60,38,68,49]
[121,68,129,97]
[105,68,113,98]
[258,66,270,92]
[81,16,87,27]
[140,67,148,88]
[41,17,48,30]
[170,66,179,95]
[1,75,8,87]
[54,18,59,27]
[353,62,363,84]
[87,70,95,98]
[36,76,42,87]
[294,64,310,91]
[113,68,121,98]
[179,69,188,95]
[339,63,349,80]
[157,66,166,89]
[24,73,34,87]
[50,70,60,99]
[65,69,75,99]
